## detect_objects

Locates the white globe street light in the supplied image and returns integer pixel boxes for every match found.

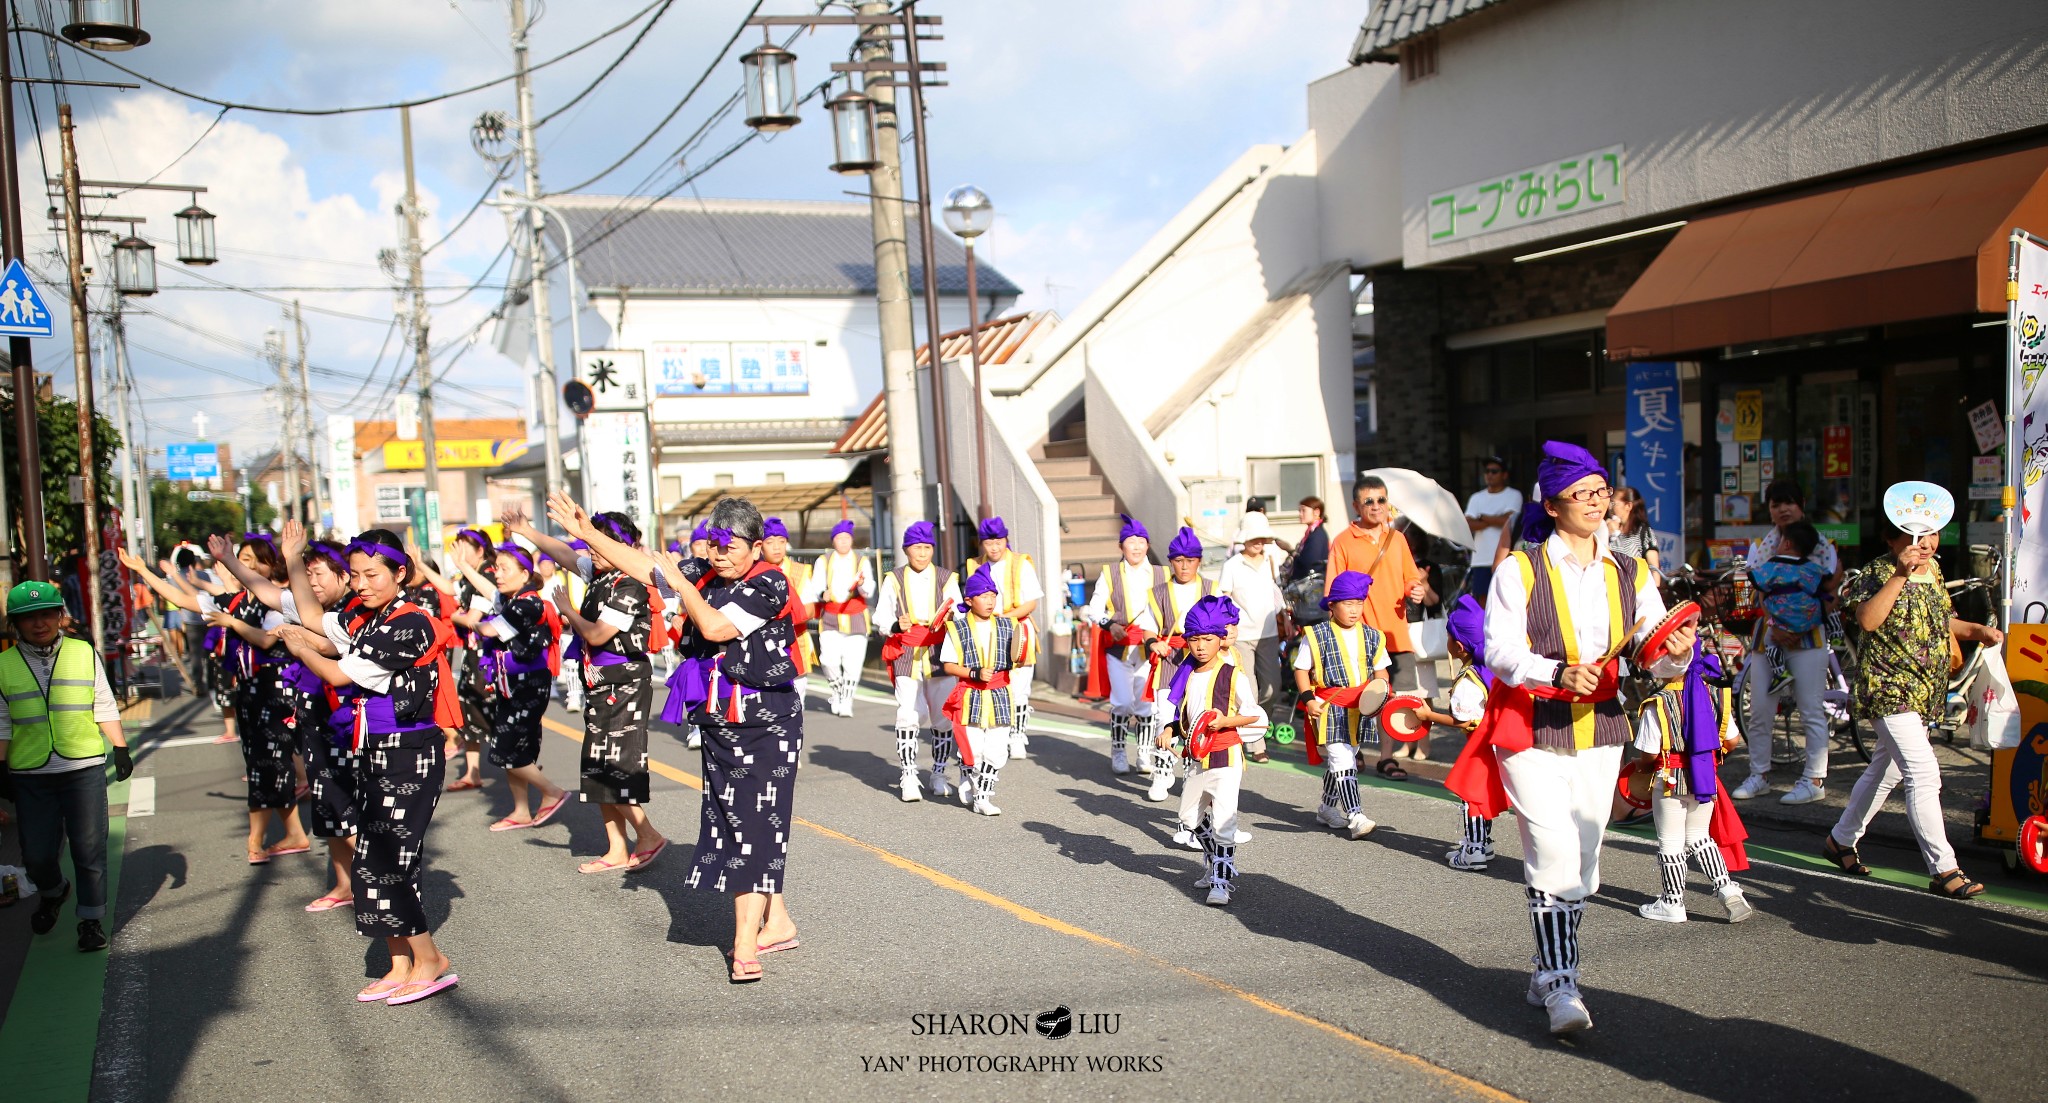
[943,186,996,519]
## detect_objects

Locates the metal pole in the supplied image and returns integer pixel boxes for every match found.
[294,300,323,534]
[111,316,138,558]
[965,239,988,521]
[857,0,929,543]
[112,308,150,563]
[900,0,954,557]
[59,104,106,655]
[401,106,440,541]
[511,0,566,505]
[491,195,587,505]
[3,34,48,582]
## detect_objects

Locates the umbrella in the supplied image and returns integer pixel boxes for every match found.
[1362,467,1475,550]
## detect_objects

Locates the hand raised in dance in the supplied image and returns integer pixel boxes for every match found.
[206,533,235,563]
[499,503,530,532]
[117,546,147,574]
[279,518,307,560]
[545,490,593,540]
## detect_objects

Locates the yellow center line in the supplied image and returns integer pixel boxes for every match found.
[540,716,1524,1103]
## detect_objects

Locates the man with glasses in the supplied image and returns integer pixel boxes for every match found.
[1326,477,1435,781]
[1464,457,1522,600]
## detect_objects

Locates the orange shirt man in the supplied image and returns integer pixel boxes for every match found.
[1326,479,1433,655]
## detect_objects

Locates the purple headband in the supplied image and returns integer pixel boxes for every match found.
[496,543,534,572]
[306,540,349,573]
[978,516,1008,540]
[958,563,999,607]
[568,538,589,551]
[666,540,685,555]
[455,527,491,550]
[1182,594,1239,638]
[705,527,737,550]
[346,539,409,568]
[691,521,710,543]
[1168,526,1202,561]
[242,531,277,552]
[1320,570,1372,609]
[595,514,634,546]
[1118,514,1148,544]
[902,521,935,549]
[831,519,855,539]
[763,517,788,539]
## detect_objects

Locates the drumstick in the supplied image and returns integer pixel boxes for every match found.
[1598,618,1648,666]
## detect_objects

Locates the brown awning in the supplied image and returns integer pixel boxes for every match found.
[1607,144,2048,358]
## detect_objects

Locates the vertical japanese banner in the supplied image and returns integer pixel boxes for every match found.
[2009,232,2048,622]
[1625,361,1684,571]
[581,411,655,547]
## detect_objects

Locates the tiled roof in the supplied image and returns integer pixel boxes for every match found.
[665,481,872,521]
[547,195,1021,298]
[1350,0,1512,63]
[831,311,1059,455]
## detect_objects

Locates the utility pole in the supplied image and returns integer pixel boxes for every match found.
[293,300,323,533]
[59,104,106,656]
[269,328,299,523]
[0,31,45,584]
[110,308,151,563]
[510,0,565,504]
[856,0,929,545]
[400,106,441,535]
[900,1,955,557]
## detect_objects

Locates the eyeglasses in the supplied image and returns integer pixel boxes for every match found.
[1359,497,1387,506]
[1555,486,1615,503]
[1483,468,1505,475]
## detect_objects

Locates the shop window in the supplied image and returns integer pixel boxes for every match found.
[1400,35,1438,83]
[660,475,683,506]
[1455,349,1490,404]
[1250,458,1321,511]
[1496,343,1534,404]
[1356,370,1379,443]
[1534,333,1596,397]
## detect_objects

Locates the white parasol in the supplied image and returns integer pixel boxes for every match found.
[1362,467,1476,550]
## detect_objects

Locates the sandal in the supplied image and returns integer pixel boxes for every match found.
[728,955,763,983]
[1928,869,1985,899]
[1821,835,1870,877]
[445,778,483,793]
[1375,759,1409,781]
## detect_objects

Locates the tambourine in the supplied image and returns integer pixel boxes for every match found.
[1617,758,1654,810]
[1380,693,1429,742]
[1637,600,1702,662]
[2022,815,2048,876]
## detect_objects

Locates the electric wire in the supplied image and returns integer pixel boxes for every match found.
[532,0,677,128]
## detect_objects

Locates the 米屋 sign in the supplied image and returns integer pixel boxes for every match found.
[1427,145,1625,244]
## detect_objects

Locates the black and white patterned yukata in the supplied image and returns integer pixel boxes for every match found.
[337,600,450,939]
[279,589,362,838]
[454,573,496,749]
[222,592,296,811]
[578,568,654,805]
[477,586,559,769]
[682,563,802,896]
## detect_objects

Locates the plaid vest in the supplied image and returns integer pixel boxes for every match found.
[1306,620,1381,746]
[1517,548,1639,750]
[948,611,1015,728]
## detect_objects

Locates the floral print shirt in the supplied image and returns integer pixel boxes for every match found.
[1843,555,1950,722]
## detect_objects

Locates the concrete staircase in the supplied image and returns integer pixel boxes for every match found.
[1031,416,1127,575]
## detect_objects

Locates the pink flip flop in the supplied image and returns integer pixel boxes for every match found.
[578,856,632,875]
[529,792,572,828]
[488,817,532,833]
[386,972,459,1006]
[356,977,406,1003]
[247,852,272,866]
[625,839,669,872]
[304,893,351,913]
[266,843,312,857]
[758,937,800,955]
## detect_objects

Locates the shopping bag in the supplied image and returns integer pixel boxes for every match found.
[1968,642,2021,750]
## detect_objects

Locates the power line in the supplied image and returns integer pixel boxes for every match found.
[111,106,228,197]
[429,241,512,308]
[533,0,677,127]
[422,162,511,257]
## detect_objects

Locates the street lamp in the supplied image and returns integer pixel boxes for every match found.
[826,86,879,175]
[175,201,216,264]
[943,186,995,520]
[111,233,155,295]
[62,0,149,50]
[740,40,802,131]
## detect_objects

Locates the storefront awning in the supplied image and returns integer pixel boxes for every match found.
[1607,144,2048,358]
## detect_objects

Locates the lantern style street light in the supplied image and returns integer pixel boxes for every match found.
[175,201,216,265]
[740,41,802,131]
[61,0,150,50]
[112,234,156,295]
[826,86,879,175]
[943,185,995,519]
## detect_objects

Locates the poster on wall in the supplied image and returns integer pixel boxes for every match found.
[651,341,809,395]
[2011,232,2048,622]
[652,342,730,395]
[1624,361,1684,569]
[729,342,810,395]
[581,411,656,547]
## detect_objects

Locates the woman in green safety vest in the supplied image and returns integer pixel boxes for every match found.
[0,579,133,952]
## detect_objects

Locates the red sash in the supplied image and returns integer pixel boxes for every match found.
[821,596,867,618]
[1140,634,1184,702]
[1445,668,1624,820]
[1304,684,1370,765]
[881,621,946,664]
[941,670,1012,767]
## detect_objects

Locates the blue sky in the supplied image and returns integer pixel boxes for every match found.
[14,0,1366,463]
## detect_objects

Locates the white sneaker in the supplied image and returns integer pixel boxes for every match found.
[1232,829,1252,844]
[1779,778,1826,805]
[898,773,923,803]
[972,797,1002,817]
[1010,733,1028,759]
[1637,898,1688,923]
[1206,881,1231,907]
[1146,769,1175,803]
[1544,988,1593,1034]
[686,731,702,750]
[1171,828,1194,847]
[1731,774,1771,800]
[931,770,952,800]
[1447,846,1490,871]
[1717,884,1755,923]
[1315,804,1348,830]
[1194,871,1213,888]
[565,701,582,714]
[1347,812,1378,840]
[1110,747,1131,775]
[958,773,977,806]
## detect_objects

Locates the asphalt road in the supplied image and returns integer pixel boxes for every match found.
[68,687,2048,1102]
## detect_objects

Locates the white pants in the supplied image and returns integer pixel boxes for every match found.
[1178,764,1242,839]
[1651,790,1714,855]
[819,630,867,685]
[893,674,956,730]
[1830,712,1956,875]
[1105,652,1154,717]
[960,725,1011,773]
[1497,743,1625,900]
[1746,644,1831,780]
[1010,665,1034,714]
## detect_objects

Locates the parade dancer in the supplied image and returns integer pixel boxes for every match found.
[760,519,817,705]
[457,544,573,833]
[441,529,499,793]
[1293,570,1392,839]
[1143,526,1217,801]
[1418,596,1497,871]
[275,530,460,1005]
[939,564,1025,816]
[267,526,366,913]
[802,520,875,718]
[874,522,962,802]
[1446,441,1693,1035]
[1084,516,1164,776]
[1632,642,1754,923]
[1159,595,1267,906]
[963,517,1043,759]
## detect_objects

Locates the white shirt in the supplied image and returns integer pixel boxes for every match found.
[801,551,877,605]
[1466,486,1525,566]
[1171,664,1268,738]
[1216,552,1283,639]
[974,552,1044,612]
[1484,532,1687,689]
[1086,561,1163,634]
[872,565,962,631]
[1448,672,1488,724]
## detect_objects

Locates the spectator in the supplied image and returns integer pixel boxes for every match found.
[1290,496,1330,584]
[1326,478,1436,780]
[1732,479,1843,804]
[1463,456,1522,598]
[1217,512,1285,707]
[1607,487,1661,571]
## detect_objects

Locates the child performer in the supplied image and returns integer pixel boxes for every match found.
[759,517,818,704]
[461,544,573,832]
[1292,570,1392,839]
[802,520,875,718]
[873,522,961,803]
[963,517,1043,759]
[1416,595,1497,871]
[1142,526,1217,801]
[939,565,1026,816]
[1158,595,1267,906]
[1633,641,1754,923]
[1084,516,1163,776]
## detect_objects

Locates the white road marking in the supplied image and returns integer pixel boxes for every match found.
[125,775,156,817]
[137,733,238,751]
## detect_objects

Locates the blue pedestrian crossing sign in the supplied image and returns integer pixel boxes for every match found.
[0,258,53,338]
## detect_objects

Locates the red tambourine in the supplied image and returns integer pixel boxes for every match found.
[1617,758,1654,810]
[1637,601,1703,662]
[2021,815,2048,876]
[1379,693,1429,742]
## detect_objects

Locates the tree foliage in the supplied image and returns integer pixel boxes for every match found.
[150,476,274,553]
[0,390,122,563]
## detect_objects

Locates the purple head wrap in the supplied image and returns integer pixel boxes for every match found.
[306,540,350,574]
[691,521,710,543]
[1320,570,1372,609]
[902,521,935,549]
[496,543,534,572]
[831,519,856,539]
[595,514,635,546]
[763,517,789,539]
[1118,514,1149,544]
[1168,526,1202,561]
[1445,594,1490,684]
[241,531,278,554]
[978,516,1008,540]
[958,563,999,609]
[666,540,685,555]
[455,527,491,551]
[1181,594,1239,639]
[1521,440,1611,544]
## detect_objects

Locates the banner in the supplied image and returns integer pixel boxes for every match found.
[652,340,809,395]
[1625,361,1684,570]
[327,415,358,537]
[582,411,656,547]
[2011,232,2048,622]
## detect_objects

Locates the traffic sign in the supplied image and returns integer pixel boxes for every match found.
[0,257,54,338]
[185,491,237,503]
[166,442,221,481]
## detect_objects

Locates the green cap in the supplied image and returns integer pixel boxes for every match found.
[6,580,65,617]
